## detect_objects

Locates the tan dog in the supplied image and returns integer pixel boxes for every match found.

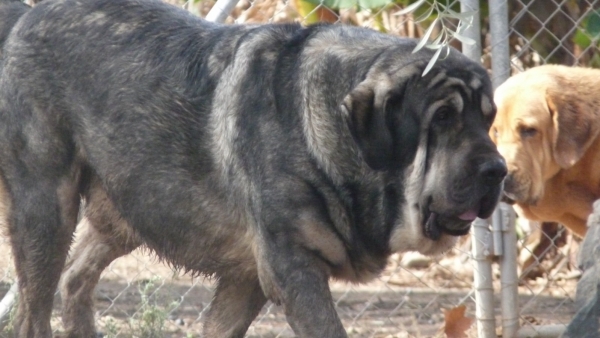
[491,65,600,238]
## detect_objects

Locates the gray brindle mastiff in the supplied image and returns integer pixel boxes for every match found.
[0,0,506,336]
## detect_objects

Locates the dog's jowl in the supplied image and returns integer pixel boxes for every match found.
[0,0,505,336]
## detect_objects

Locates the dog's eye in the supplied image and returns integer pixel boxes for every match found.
[519,126,538,138]
[433,107,454,125]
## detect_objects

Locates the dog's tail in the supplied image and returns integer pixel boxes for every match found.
[0,0,30,53]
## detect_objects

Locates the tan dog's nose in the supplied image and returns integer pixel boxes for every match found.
[479,158,507,186]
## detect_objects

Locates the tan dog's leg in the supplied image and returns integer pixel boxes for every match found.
[559,215,588,238]
[520,222,567,279]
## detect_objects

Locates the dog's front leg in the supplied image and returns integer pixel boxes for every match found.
[256,228,347,338]
[202,273,268,338]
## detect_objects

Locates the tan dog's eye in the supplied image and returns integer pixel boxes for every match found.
[519,126,538,139]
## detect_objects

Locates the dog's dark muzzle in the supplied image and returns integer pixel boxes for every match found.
[424,213,472,240]
[476,157,507,217]
[424,157,507,241]
[478,158,508,187]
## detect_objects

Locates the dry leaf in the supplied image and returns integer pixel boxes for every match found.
[443,305,474,338]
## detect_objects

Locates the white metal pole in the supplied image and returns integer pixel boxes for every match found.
[472,218,497,337]
[516,324,566,338]
[205,0,240,23]
[489,0,511,89]
[459,2,497,335]
[0,281,18,331]
[488,0,516,336]
[459,0,481,61]
[491,209,504,256]
[499,203,519,337]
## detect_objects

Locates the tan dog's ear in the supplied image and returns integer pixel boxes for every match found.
[547,87,600,169]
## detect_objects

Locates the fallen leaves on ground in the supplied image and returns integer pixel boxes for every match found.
[442,305,474,338]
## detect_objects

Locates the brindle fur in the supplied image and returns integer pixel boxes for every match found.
[0,0,505,336]
[0,0,28,58]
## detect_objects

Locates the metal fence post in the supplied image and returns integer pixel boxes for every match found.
[498,203,519,338]
[205,0,240,23]
[460,0,481,61]
[489,0,511,89]
[472,218,497,338]
[489,1,519,337]
[459,1,499,337]
[0,282,17,331]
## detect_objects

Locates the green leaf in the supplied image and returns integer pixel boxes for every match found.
[395,0,427,16]
[301,0,353,10]
[451,31,476,45]
[413,17,438,53]
[587,10,600,38]
[357,0,391,10]
[574,10,600,49]
[573,29,591,49]
[447,9,476,22]
[414,4,434,23]
[422,46,442,76]
[455,18,472,35]
[303,0,391,10]
[425,33,444,49]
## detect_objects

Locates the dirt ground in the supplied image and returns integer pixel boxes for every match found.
[0,228,578,338]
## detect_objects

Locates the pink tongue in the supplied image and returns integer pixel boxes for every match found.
[458,209,478,221]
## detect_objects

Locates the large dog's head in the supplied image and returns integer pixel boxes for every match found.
[343,46,506,255]
[490,65,600,205]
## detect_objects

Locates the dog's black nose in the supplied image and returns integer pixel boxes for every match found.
[479,158,507,186]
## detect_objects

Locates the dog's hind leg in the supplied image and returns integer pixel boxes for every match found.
[60,178,140,338]
[202,273,267,338]
[0,82,84,336]
[4,165,82,337]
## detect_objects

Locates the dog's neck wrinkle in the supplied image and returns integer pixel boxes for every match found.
[327,183,394,282]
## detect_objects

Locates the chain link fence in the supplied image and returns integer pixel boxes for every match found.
[495,0,600,337]
[1,0,599,337]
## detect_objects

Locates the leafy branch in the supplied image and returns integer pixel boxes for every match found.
[396,0,477,75]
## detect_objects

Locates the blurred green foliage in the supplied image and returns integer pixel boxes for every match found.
[574,10,600,67]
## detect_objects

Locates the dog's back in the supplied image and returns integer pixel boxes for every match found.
[0,0,29,54]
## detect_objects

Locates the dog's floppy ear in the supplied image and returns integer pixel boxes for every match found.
[547,87,600,169]
[343,77,394,170]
